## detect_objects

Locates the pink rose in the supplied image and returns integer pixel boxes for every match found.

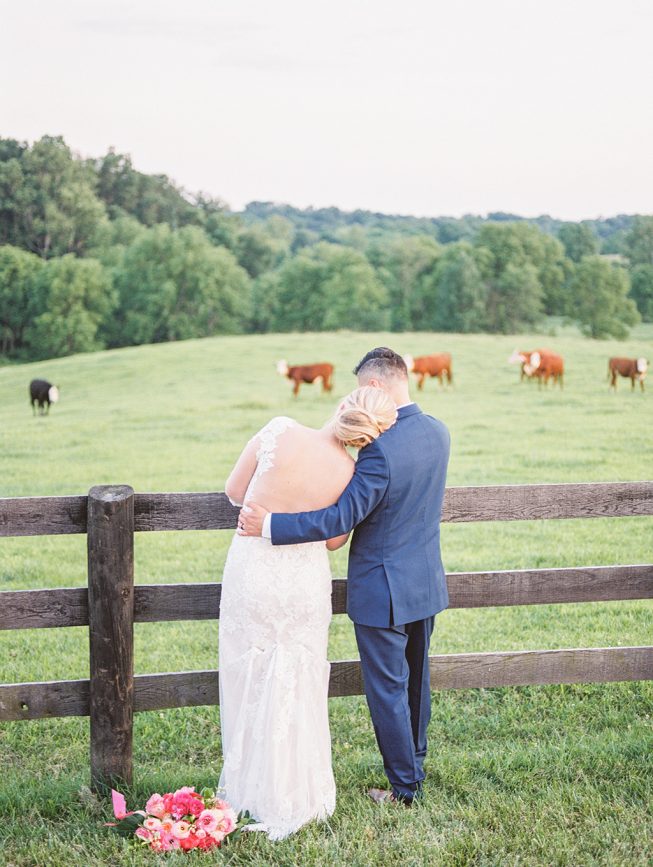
[171,790,204,819]
[172,820,191,840]
[220,813,236,835]
[144,817,162,832]
[135,827,152,842]
[145,793,166,818]
[197,808,222,833]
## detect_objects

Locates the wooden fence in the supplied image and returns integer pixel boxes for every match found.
[1,482,652,792]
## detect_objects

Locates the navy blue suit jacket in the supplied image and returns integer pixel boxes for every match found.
[271,404,450,627]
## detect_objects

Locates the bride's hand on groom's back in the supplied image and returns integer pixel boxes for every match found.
[238,501,268,536]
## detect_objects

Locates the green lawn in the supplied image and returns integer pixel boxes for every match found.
[1,326,652,865]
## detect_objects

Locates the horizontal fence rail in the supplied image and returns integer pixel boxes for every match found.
[2,564,653,631]
[2,481,653,537]
[1,481,652,792]
[3,647,652,722]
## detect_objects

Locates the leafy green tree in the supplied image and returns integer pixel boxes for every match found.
[487,262,543,333]
[85,214,147,268]
[273,243,388,331]
[249,271,282,333]
[195,195,240,250]
[370,236,440,330]
[624,216,653,267]
[568,256,639,338]
[111,225,251,346]
[0,245,44,356]
[25,255,115,359]
[557,223,598,262]
[320,246,389,331]
[234,220,292,278]
[475,221,565,316]
[8,136,107,258]
[271,254,325,331]
[92,148,199,227]
[629,264,653,321]
[425,243,487,332]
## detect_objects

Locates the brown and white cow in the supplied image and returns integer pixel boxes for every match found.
[403,353,452,390]
[509,349,563,388]
[531,351,564,388]
[508,349,537,382]
[608,357,648,391]
[276,360,334,397]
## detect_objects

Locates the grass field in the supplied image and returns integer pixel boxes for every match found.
[1,325,652,866]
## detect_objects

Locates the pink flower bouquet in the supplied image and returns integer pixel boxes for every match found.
[107,787,251,852]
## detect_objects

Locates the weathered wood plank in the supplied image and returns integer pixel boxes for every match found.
[441,481,653,522]
[2,482,651,537]
[134,492,239,532]
[428,646,653,689]
[2,565,651,631]
[0,678,89,720]
[2,647,651,720]
[447,564,653,608]
[0,587,89,629]
[134,670,219,712]
[87,485,135,791]
[134,583,222,622]
[0,495,87,537]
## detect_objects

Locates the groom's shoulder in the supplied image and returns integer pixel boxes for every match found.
[401,408,450,440]
[421,411,450,438]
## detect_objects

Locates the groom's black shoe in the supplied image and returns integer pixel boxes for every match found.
[367,788,413,807]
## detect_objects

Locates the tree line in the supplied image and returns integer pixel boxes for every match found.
[1,136,651,362]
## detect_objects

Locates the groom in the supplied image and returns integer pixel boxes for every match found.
[239,347,450,805]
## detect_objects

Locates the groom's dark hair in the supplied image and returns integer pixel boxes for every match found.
[354,347,408,380]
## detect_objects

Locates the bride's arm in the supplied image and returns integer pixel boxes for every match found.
[326,532,350,551]
[225,438,258,507]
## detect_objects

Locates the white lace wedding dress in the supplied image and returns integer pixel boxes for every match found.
[218,418,336,840]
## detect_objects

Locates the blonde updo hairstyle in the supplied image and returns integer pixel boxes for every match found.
[333,386,398,449]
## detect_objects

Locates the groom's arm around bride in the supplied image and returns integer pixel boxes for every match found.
[240,347,450,805]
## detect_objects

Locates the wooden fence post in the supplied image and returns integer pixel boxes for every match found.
[87,485,135,793]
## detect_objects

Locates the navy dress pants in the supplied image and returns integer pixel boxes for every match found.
[354,615,435,802]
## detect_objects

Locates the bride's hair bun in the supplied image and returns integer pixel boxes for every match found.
[333,386,398,449]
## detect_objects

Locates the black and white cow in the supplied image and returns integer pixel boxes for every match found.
[29,379,60,415]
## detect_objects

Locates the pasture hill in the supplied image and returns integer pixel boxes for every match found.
[0,326,653,867]
[1,328,652,865]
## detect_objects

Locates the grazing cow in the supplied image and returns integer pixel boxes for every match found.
[509,348,563,387]
[276,360,334,397]
[526,350,564,388]
[509,348,554,382]
[29,379,60,415]
[508,349,537,382]
[403,353,452,390]
[608,357,648,391]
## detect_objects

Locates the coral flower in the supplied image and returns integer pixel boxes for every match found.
[144,817,162,832]
[197,808,222,833]
[145,793,166,818]
[172,820,191,840]
[221,813,236,835]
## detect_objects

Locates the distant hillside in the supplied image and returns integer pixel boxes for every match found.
[242,202,636,254]
[1,135,650,365]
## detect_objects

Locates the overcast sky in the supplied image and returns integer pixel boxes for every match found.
[1,0,651,220]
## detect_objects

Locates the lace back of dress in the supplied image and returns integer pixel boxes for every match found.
[244,416,295,502]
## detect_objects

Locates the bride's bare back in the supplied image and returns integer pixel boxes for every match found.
[226,416,354,517]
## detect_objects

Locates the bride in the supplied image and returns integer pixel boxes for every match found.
[218,386,398,840]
